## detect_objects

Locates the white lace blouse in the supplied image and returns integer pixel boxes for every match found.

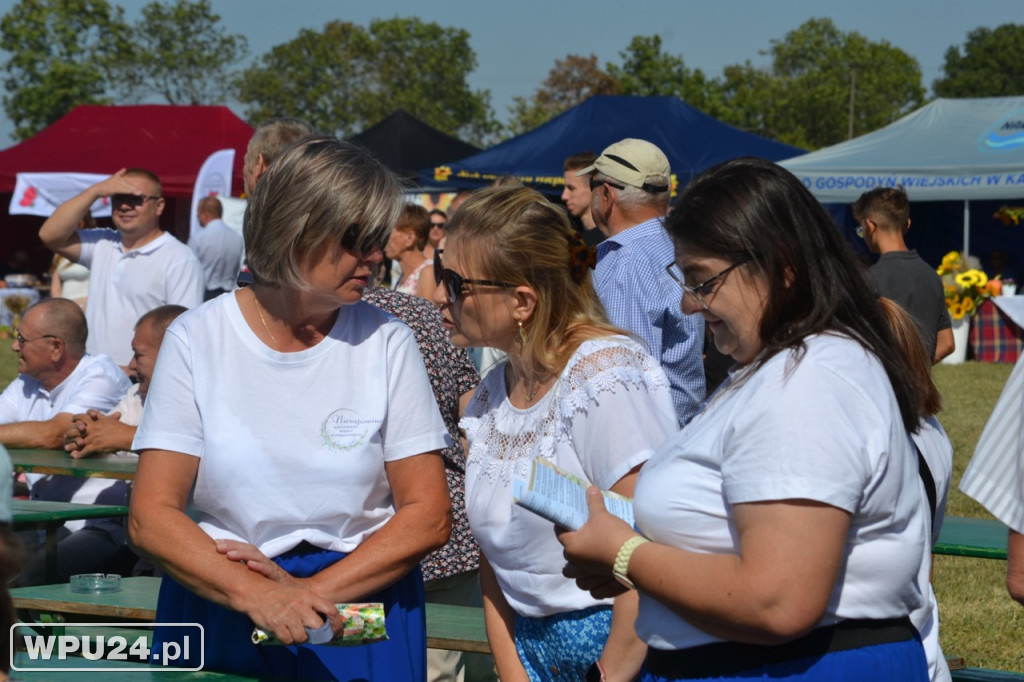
[461,335,679,617]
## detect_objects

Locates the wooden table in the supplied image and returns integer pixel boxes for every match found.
[8,448,137,480]
[11,575,159,621]
[12,499,130,583]
[12,652,259,680]
[12,576,491,654]
[934,516,1008,560]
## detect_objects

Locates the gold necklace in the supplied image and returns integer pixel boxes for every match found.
[251,287,280,350]
[525,382,538,402]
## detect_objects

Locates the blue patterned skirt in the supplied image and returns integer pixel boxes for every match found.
[514,605,612,682]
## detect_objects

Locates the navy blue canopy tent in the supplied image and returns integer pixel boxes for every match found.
[419,95,805,193]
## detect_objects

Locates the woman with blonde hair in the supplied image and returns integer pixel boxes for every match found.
[431,185,678,681]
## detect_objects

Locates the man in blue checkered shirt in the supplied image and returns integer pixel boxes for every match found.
[579,139,705,425]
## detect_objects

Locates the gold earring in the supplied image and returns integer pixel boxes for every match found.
[518,320,528,346]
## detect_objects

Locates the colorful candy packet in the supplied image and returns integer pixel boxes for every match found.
[251,602,388,646]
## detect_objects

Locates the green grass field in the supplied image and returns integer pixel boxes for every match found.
[0,348,1019,670]
[932,362,1023,672]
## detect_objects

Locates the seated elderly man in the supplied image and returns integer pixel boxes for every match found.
[0,298,132,585]
[0,298,129,447]
[63,305,186,458]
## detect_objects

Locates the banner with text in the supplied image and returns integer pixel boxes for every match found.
[10,173,111,217]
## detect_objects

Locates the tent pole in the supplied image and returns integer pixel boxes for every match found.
[963,200,971,258]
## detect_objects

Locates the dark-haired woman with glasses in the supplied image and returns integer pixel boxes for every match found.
[430,185,678,682]
[559,158,933,681]
[130,137,452,681]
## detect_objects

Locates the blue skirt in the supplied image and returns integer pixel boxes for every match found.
[640,637,928,682]
[514,605,612,682]
[152,543,427,681]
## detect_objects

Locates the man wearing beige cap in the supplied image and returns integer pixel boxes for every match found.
[580,138,705,425]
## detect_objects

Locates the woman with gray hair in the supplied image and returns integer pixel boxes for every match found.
[130,136,452,681]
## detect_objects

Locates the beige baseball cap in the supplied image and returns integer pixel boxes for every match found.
[576,138,670,193]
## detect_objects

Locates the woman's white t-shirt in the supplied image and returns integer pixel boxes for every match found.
[462,335,679,618]
[634,333,930,650]
[133,293,450,559]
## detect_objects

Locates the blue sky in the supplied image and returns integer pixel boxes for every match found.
[0,0,1019,143]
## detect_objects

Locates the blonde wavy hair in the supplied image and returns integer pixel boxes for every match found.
[446,185,624,375]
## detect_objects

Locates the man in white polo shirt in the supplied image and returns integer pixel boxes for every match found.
[0,298,132,585]
[39,167,203,366]
[0,298,130,449]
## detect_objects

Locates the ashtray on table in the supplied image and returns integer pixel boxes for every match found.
[70,573,122,593]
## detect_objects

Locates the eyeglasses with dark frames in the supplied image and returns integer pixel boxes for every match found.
[110,194,161,209]
[666,257,751,310]
[15,330,58,346]
[434,249,516,304]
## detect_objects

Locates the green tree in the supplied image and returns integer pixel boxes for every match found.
[116,0,247,105]
[607,35,721,114]
[0,0,248,140]
[934,24,1024,97]
[235,17,497,144]
[505,54,618,136]
[363,17,498,144]
[717,18,924,149]
[0,0,132,140]
[235,21,371,139]
[717,61,782,140]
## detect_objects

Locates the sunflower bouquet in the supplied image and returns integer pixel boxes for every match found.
[936,251,1000,320]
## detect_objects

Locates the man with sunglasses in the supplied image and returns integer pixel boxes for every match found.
[39,168,203,367]
[578,138,706,426]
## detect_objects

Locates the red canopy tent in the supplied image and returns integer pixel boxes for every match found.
[0,104,254,198]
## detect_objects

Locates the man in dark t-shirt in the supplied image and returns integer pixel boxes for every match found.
[853,187,953,363]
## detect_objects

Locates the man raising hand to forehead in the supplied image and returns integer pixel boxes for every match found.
[39,168,203,367]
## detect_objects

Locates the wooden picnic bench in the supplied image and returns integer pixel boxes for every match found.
[11,651,259,680]
[14,578,1024,678]
[11,576,491,654]
[8,448,138,480]
[952,668,1024,681]
[934,515,1009,560]
[12,499,130,583]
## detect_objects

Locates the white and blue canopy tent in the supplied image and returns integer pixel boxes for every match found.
[778,96,1024,259]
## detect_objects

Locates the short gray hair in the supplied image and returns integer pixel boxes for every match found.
[245,118,314,171]
[244,136,403,289]
[29,298,87,356]
[596,171,670,213]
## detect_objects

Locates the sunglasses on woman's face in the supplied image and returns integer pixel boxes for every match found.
[339,223,385,258]
[433,249,516,304]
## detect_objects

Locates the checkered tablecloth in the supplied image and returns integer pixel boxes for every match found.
[969,298,1023,363]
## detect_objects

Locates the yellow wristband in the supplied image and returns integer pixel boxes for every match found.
[612,535,649,589]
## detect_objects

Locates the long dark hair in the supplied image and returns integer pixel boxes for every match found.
[666,157,922,432]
